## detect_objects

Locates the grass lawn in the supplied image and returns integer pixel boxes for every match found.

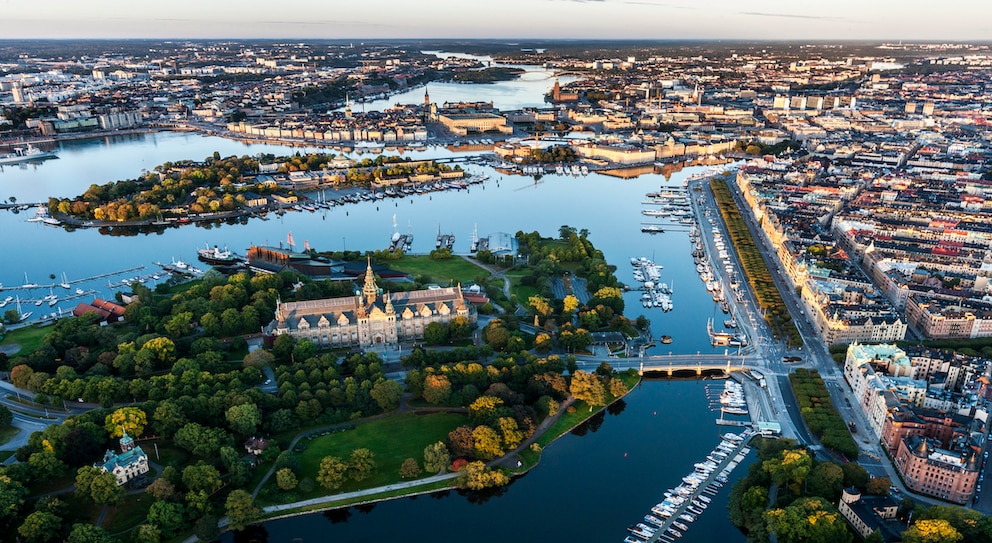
[537,372,640,448]
[506,271,538,305]
[0,324,55,357]
[0,425,21,448]
[0,450,14,462]
[292,412,467,500]
[103,494,155,534]
[143,440,190,468]
[389,255,487,285]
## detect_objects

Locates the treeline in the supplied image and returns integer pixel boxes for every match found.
[525,144,578,164]
[451,67,524,83]
[710,178,801,345]
[789,368,859,459]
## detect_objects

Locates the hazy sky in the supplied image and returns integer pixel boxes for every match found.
[2,0,990,41]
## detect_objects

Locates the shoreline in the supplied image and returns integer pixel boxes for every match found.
[219,373,642,536]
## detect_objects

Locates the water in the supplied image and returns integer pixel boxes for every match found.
[221,380,753,543]
[0,132,727,354]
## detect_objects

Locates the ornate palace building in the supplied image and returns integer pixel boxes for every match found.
[267,259,475,349]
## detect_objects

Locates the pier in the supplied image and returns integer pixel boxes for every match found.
[1,266,146,292]
[629,433,754,543]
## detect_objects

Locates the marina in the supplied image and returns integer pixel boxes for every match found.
[624,429,754,543]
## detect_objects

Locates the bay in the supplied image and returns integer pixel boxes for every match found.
[221,379,753,543]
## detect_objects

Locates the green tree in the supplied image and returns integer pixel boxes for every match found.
[182,462,222,493]
[806,461,844,501]
[135,523,161,543]
[866,476,891,495]
[349,448,376,481]
[152,400,187,438]
[841,461,870,489]
[147,501,184,538]
[225,489,261,532]
[193,515,220,542]
[28,449,65,480]
[569,370,606,408]
[0,472,28,522]
[89,470,124,506]
[174,423,228,458]
[18,511,62,543]
[399,458,422,478]
[225,403,262,435]
[0,404,12,427]
[276,468,298,491]
[423,322,448,345]
[423,441,450,474]
[67,523,111,543]
[317,456,348,490]
[369,378,403,411]
[243,349,275,369]
[764,449,813,495]
[104,406,147,438]
[903,519,962,543]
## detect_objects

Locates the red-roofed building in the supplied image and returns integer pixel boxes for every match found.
[72,298,126,324]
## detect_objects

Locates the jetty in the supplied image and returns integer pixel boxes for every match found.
[1,266,146,292]
[625,431,754,543]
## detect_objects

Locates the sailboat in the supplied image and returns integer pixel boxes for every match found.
[59,272,70,289]
[16,296,31,321]
[22,272,39,289]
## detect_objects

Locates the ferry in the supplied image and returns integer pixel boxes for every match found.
[641,225,665,234]
[0,143,57,164]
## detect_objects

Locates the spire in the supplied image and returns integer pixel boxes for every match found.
[384,291,394,314]
[362,257,379,305]
[120,427,134,452]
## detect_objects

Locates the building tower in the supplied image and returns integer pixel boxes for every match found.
[424,87,430,107]
[362,257,379,305]
[345,93,353,119]
[11,82,24,104]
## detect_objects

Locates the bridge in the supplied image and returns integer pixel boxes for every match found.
[576,354,759,377]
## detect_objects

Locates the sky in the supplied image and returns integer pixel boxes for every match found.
[1,0,990,41]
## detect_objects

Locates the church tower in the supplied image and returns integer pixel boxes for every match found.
[552,78,562,102]
[362,257,379,305]
[345,93,353,119]
[424,86,430,107]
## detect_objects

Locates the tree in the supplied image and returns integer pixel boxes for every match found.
[498,417,524,449]
[18,511,61,543]
[608,377,629,398]
[243,349,275,369]
[349,448,376,481]
[764,449,813,495]
[104,406,147,438]
[399,458,422,478]
[563,295,580,314]
[174,423,228,458]
[225,403,262,436]
[147,501,184,538]
[152,401,187,438]
[135,523,161,543]
[765,497,852,543]
[468,395,504,425]
[89,470,124,506]
[145,477,176,501]
[423,441,450,474]
[866,476,891,495]
[28,449,65,480]
[457,461,510,490]
[317,456,348,490]
[369,379,403,412]
[0,404,12,428]
[842,461,870,490]
[472,425,504,460]
[903,519,962,543]
[423,374,452,405]
[193,515,220,542]
[569,370,606,408]
[423,322,448,345]
[67,523,111,543]
[182,462,222,493]
[448,426,475,458]
[225,489,261,532]
[276,468,298,490]
[449,316,471,339]
[0,472,28,522]
[805,461,845,501]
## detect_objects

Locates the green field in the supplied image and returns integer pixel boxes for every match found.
[389,255,488,285]
[0,324,54,357]
[0,426,20,448]
[292,412,467,499]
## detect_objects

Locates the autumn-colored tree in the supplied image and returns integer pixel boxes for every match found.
[104,406,147,438]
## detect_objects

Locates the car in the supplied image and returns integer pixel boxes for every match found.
[264,379,271,385]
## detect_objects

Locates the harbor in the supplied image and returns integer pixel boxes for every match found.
[624,429,754,543]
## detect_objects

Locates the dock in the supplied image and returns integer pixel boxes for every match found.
[627,433,753,543]
[1,266,146,292]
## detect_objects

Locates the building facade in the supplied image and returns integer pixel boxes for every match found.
[894,435,979,504]
[95,431,149,486]
[268,259,475,349]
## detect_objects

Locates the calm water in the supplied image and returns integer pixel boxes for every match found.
[1,70,750,542]
[222,380,753,543]
[0,132,728,354]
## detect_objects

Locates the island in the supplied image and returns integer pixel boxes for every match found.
[0,228,643,541]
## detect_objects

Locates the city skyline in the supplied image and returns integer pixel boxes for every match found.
[1,0,990,41]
